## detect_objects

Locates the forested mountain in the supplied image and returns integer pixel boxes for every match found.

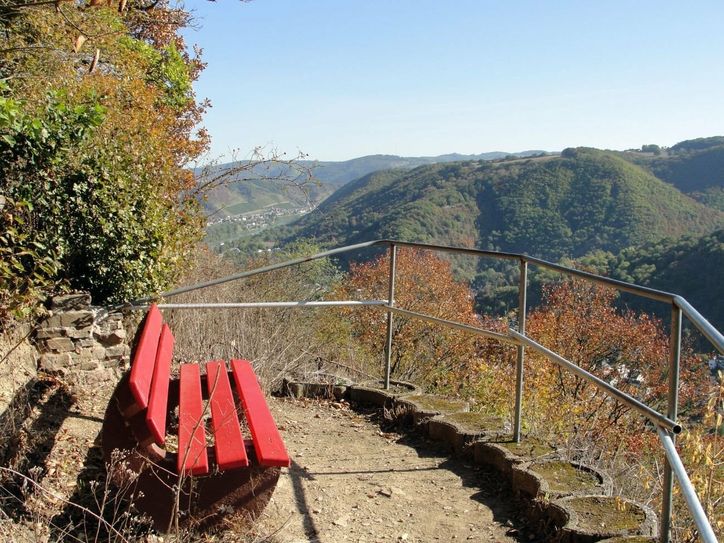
[574,230,724,331]
[219,144,723,327]
[201,150,548,217]
[272,148,722,262]
[620,137,724,211]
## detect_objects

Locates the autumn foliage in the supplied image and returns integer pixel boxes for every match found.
[1,1,208,317]
[330,248,480,391]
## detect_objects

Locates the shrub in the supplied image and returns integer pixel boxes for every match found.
[0,4,207,323]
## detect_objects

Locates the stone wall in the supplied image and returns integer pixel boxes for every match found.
[34,293,131,390]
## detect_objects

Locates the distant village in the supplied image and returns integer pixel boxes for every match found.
[206,203,315,255]
[207,203,313,229]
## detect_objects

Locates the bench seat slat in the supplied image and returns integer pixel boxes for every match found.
[129,304,163,409]
[145,324,174,445]
[231,359,290,468]
[206,361,249,470]
[178,364,209,476]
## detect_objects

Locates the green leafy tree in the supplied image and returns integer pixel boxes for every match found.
[0,2,208,318]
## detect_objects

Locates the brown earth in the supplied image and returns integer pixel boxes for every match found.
[1,382,531,542]
[256,398,528,543]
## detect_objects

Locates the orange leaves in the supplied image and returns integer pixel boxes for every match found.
[521,280,671,442]
[335,248,480,390]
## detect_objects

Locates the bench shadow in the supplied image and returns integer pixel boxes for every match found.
[50,431,155,541]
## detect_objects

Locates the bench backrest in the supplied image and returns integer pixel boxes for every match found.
[129,304,175,445]
[129,303,163,409]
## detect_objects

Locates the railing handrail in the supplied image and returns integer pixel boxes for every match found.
[657,427,719,543]
[508,329,681,433]
[674,295,724,353]
[135,239,723,354]
[127,238,721,542]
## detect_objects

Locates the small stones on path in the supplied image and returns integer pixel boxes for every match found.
[257,397,524,542]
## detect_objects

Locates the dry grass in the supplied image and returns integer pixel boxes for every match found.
[164,247,373,391]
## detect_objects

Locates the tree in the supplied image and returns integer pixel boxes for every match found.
[0,2,214,321]
[331,248,480,391]
[477,279,710,450]
[0,2,315,322]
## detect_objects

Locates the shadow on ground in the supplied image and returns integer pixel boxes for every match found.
[0,377,75,519]
[280,404,543,543]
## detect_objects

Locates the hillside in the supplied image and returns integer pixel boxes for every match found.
[619,137,724,211]
[273,148,723,262]
[576,230,724,330]
[200,150,548,218]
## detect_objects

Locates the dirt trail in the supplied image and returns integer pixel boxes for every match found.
[2,385,528,543]
[259,398,526,543]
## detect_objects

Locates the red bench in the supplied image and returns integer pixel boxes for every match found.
[102,304,289,532]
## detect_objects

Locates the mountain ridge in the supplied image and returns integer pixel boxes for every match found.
[274,148,722,262]
[200,150,551,218]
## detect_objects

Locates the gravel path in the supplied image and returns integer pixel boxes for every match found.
[258,397,526,543]
[2,384,528,542]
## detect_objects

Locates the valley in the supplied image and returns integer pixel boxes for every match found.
[200,137,724,329]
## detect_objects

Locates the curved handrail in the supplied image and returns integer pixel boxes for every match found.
[137,239,723,355]
[674,295,724,353]
[657,427,718,543]
[509,330,681,433]
[128,238,721,542]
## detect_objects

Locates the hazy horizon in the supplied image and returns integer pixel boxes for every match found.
[183,0,724,162]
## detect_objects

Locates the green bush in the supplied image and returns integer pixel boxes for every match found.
[0,196,59,321]
[0,80,202,315]
[0,4,209,323]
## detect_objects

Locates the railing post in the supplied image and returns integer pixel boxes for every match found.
[660,305,682,543]
[513,259,527,443]
[384,244,397,390]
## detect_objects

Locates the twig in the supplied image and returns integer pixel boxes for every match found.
[252,512,294,542]
[0,325,34,366]
[0,466,132,543]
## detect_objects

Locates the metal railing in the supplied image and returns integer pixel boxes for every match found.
[132,239,722,543]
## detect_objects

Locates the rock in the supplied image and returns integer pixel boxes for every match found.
[95,328,126,346]
[61,311,95,328]
[34,328,66,340]
[39,353,73,373]
[43,311,94,329]
[51,293,91,311]
[44,337,75,353]
[74,346,106,360]
[80,360,99,371]
[104,344,129,358]
[66,326,93,339]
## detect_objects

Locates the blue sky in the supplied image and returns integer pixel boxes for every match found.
[182,1,724,162]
